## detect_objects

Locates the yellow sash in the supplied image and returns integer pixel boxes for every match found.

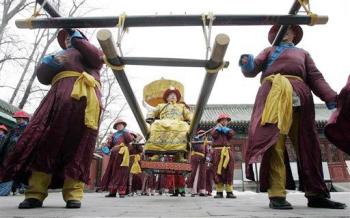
[116,143,130,167]
[214,146,230,175]
[51,71,101,130]
[261,74,302,135]
[130,154,142,174]
[191,151,205,157]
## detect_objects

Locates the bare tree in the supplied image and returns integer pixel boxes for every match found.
[9,29,46,104]
[0,0,32,70]
[0,0,29,45]
[18,29,58,108]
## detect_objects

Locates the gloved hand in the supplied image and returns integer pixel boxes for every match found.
[42,55,54,64]
[42,55,61,69]
[69,29,84,39]
[221,127,231,134]
[101,146,110,155]
[239,55,249,66]
[326,101,337,110]
[215,126,223,132]
[239,54,254,72]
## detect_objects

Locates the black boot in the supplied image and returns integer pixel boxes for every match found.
[179,191,186,197]
[308,197,347,209]
[170,190,179,197]
[66,200,81,209]
[18,198,43,209]
[105,193,116,197]
[269,197,293,209]
[226,192,237,199]
[214,192,224,198]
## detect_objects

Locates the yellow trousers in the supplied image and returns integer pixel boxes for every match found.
[268,111,300,198]
[215,183,233,192]
[25,171,85,202]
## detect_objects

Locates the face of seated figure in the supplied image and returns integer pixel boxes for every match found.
[166,92,177,103]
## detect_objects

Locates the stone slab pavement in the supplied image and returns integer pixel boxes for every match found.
[0,191,349,218]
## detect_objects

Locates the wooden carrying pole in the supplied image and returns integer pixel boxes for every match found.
[188,34,230,140]
[36,0,61,17]
[120,57,229,68]
[34,1,231,69]
[16,14,328,29]
[97,29,148,137]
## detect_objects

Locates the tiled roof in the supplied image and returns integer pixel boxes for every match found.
[189,104,331,127]
[0,99,18,128]
[0,98,18,115]
[0,111,17,128]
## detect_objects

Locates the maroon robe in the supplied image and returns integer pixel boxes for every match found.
[99,130,133,194]
[210,127,235,185]
[205,148,214,194]
[242,46,337,196]
[128,146,143,193]
[206,164,214,194]
[325,75,350,155]
[142,174,157,192]
[156,174,167,191]
[187,140,208,190]
[0,38,103,188]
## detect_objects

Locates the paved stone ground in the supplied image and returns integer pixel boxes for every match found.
[0,191,349,218]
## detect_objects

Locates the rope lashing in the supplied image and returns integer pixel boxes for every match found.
[103,55,125,71]
[201,12,215,59]
[298,0,318,26]
[25,0,49,29]
[205,62,226,74]
[116,12,128,57]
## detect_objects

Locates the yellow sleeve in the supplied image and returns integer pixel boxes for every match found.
[146,104,162,119]
[183,105,193,122]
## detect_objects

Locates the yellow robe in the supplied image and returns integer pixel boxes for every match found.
[145,102,193,152]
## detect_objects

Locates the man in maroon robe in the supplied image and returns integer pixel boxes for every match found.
[187,130,208,197]
[99,119,134,198]
[210,114,236,199]
[325,75,350,155]
[0,29,103,209]
[128,132,143,196]
[239,25,346,209]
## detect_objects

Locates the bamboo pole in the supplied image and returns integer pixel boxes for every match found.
[97,29,148,137]
[188,34,230,139]
[16,14,328,29]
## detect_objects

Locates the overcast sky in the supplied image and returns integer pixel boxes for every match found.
[1,0,349,133]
